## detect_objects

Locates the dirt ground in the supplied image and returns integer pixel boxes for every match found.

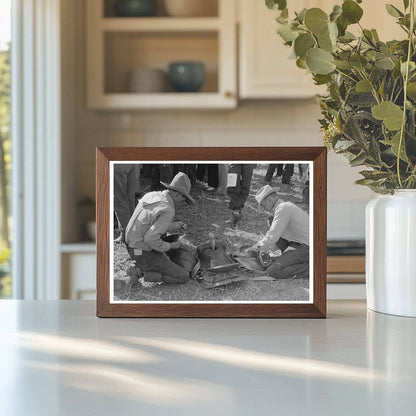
[113,164,310,302]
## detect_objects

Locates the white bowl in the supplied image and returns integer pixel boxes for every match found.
[127,68,167,93]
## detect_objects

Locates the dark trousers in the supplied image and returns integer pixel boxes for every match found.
[265,164,283,182]
[150,164,173,191]
[196,164,207,181]
[114,164,139,232]
[265,164,294,184]
[127,248,189,284]
[207,164,219,188]
[267,244,309,279]
[227,164,255,211]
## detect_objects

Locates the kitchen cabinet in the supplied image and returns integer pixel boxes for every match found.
[239,0,323,99]
[86,0,237,109]
[238,0,405,99]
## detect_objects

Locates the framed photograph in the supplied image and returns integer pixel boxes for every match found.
[96,147,327,318]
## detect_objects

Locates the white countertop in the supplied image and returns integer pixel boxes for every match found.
[0,300,415,415]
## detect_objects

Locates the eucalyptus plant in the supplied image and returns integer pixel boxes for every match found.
[266,0,416,193]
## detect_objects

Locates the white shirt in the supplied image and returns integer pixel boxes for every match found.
[258,201,309,250]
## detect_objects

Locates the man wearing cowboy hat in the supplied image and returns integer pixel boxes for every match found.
[125,172,196,285]
[247,185,310,279]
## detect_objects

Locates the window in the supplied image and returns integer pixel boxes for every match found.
[0,0,11,298]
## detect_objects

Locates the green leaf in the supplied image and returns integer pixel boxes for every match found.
[407,82,416,99]
[336,15,348,36]
[342,0,363,24]
[266,0,287,11]
[350,152,368,167]
[334,139,356,152]
[277,23,299,42]
[294,33,315,57]
[401,61,416,76]
[356,79,372,92]
[371,29,380,42]
[306,48,335,75]
[355,178,377,185]
[304,8,329,35]
[339,31,356,42]
[359,170,391,180]
[313,74,332,85]
[385,4,403,18]
[403,0,410,9]
[333,59,353,70]
[369,136,381,162]
[296,57,307,69]
[295,8,307,22]
[375,56,395,70]
[350,53,368,69]
[381,132,409,162]
[372,101,404,130]
[318,31,333,52]
[330,5,343,22]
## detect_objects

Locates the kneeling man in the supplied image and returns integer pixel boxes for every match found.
[125,172,195,285]
[249,185,309,279]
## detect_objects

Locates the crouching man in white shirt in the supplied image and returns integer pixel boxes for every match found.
[248,185,310,279]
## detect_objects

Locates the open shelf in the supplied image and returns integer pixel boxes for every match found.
[103,0,219,18]
[101,17,221,32]
[104,31,219,94]
[86,0,237,109]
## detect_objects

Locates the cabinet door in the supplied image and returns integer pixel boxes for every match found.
[239,0,405,99]
[239,0,320,99]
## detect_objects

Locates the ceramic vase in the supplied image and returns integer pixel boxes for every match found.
[366,190,416,317]
[114,0,158,17]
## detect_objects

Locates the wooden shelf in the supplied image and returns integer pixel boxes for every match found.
[101,17,221,32]
[86,0,237,110]
[89,92,235,110]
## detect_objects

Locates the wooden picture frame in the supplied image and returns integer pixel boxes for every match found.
[97,147,327,318]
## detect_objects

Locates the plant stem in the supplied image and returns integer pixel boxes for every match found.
[397,0,415,188]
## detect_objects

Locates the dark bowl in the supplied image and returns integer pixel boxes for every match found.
[114,0,158,17]
[168,62,205,93]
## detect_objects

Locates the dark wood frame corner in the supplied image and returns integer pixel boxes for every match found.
[96,147,327,318]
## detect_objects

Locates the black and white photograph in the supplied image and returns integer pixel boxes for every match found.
[110,162,313,303]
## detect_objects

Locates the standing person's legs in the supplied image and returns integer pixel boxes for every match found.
[267,245,309,279]
[114,165,132,234]
[239,164,254,207]
[207,164,219,189]
[126,165,140,215]
[276,164,283,177]
[217,164,228,195]
[298,164,303,178]
[282,164,294,184]
[186,164,197,186]
[160,164,173,184]
[150,165,161,191]
[196,164,207,182]
[264,164,277,183]
[227,164,244,211]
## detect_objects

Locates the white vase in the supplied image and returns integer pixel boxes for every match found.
[366,190,416,317]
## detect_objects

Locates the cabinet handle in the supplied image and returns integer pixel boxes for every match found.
[225,91,234,98]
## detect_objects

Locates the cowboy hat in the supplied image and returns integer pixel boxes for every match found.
[161,172,196,204]
[255,185,280,205]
